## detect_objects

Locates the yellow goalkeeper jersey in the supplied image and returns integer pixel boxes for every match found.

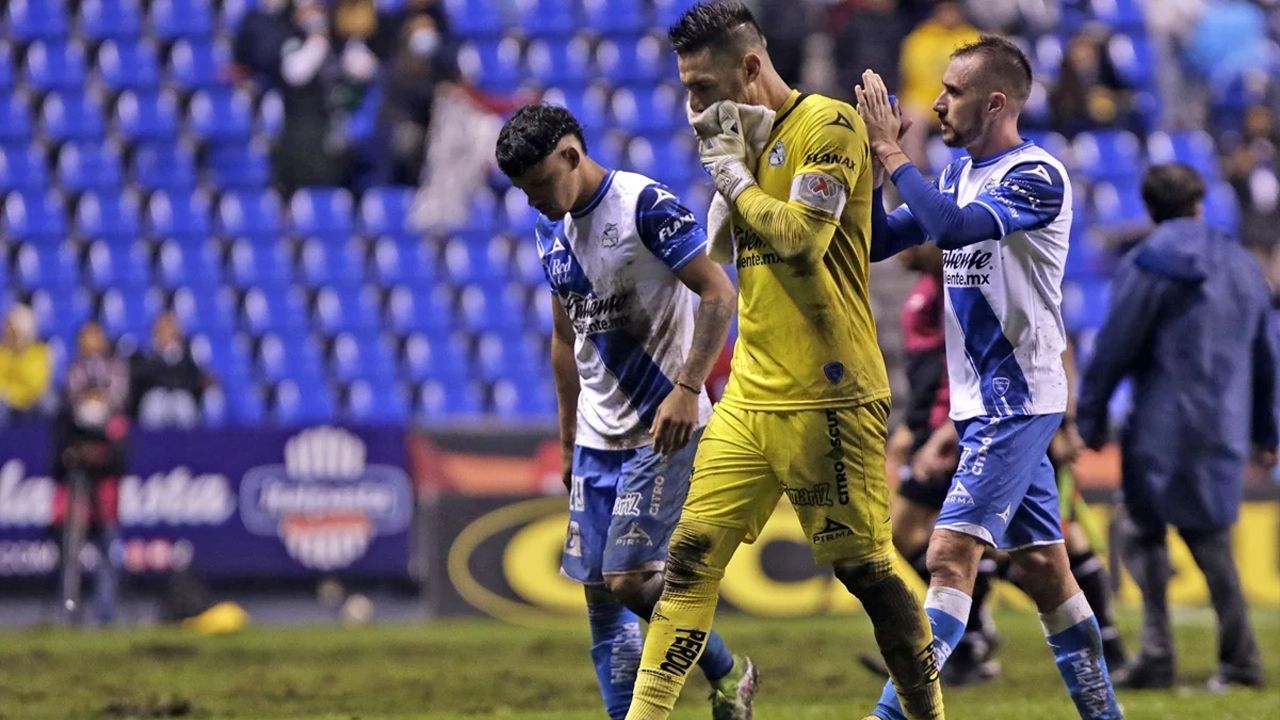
[721,90,891,411]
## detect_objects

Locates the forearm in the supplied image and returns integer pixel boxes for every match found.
[282,35,329,86]
[889,163,1001,248]
[870,187,928,262]
[675,292,735,390]
[551,337,580,455]
[733,186,836,263]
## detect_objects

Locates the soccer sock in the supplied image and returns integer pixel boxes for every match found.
[626,520,744,720]
[871,585,969,720]
[619,574,735,683]
[586,591,644,720]
[1041,592,1123,720]
[965,556,996,637]
[1069,551,1121,649]
[835,555,942,720]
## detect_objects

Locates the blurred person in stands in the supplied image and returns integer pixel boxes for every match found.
[1226,104,1280,252]
[754,0,815,85]
[896,1,981,161]
[232,0,293,85]
[1048,26,1134,136]
[831,0,910,106]
[1185,0,1271,92]
[128,312,212,430]
[54,322,130,625]
[273,0,378,192]
[376,13,458,185]
[0,303,52,425]
[1078,163,1277,691]
[1145,0,1206,128]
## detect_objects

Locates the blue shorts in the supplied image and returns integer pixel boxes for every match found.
[935,414,1064,550]
[561,428,702,584]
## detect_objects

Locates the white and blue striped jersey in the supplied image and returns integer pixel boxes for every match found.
[535,170,713,450]
[931,141,1073,420]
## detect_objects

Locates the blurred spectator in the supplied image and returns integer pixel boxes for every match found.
[1227,104,1280,250]
[755,0,816,85]
[376,13,458,185]
[1185,0,1272,90]
[0,304,52,425]
[128,312,212,429]
[377,0,451,59]
[1145,0,1206,128]
[1048,27,1134,135]
[54,322,130,626]
[897,1,980,161]
[274,0,379,193]
[232,0,293,84]
[831,0,910,104]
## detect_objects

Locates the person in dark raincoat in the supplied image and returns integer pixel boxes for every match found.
[1077,163,1277,691]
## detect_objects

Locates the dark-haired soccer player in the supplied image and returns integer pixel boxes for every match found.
[494,103,757,720]
[626,3,945,719]
[856,35,1122,719]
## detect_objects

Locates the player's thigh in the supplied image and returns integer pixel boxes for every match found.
[935,413,1063,549]
[601,428,704,576]
[683,406,780,543]
[890,493,940,554]
[771,400,894,565]
[1003,454,1067,552]
[562,446,624,584]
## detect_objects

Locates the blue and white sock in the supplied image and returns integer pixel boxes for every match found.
[1042,592,1123,720]
[698,629,735,682]
[587,596,644,720]
[873,586,972,720]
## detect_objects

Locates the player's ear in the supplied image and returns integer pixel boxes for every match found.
[742,52,761,84]
[988,91,1007,115]
[562,144,581,170]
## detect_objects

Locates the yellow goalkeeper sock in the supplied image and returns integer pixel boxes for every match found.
[626,520,745,720]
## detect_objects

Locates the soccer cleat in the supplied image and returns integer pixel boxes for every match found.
[1206,671,1265,693]
[1112,654,1174,689]
[709,654,758,720]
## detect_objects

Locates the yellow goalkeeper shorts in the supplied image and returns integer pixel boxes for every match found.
[684,399,893,565]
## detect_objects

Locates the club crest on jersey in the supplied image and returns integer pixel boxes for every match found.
[768,139,786,167]
[823,362,845,384]
[600,223,620,248]
[992,377,1011,396]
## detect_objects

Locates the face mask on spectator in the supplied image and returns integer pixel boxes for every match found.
[74,397,110,429]
[410,29,439,58]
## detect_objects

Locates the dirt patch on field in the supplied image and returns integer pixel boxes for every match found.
[98,696,194,718]
[129,642,199,659]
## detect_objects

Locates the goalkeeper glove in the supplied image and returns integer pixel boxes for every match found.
[697,103,756,203]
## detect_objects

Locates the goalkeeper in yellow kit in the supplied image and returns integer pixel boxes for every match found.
[625,3,944,719]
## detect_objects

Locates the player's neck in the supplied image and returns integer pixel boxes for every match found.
[570,160,610,214]
[966,125,1025,164]
[756,70,793,113]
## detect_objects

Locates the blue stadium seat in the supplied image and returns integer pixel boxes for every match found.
[255,332,325,383]
[1204,181,1241,236]
[0,145,49,194]
[290,187,355,239]
[581,0,647,37]
[150,0,215,42]
[596,36,664,86]
[510,238,546,288]
[1032,35,1063,82]
[457,38,523,94]
[454,189,501,236]
[25,40,88,93]
[80,0,145,43]
[1061,277,1112,333]
[75,189,143,240]
[345,379,410,425]
[146,188,212,238]
[218,189,286,238]
[444,0,504,38]
[188,88,253,145]
[491,377,556,418]
[442,234,512,285]
[517,0,577,38]
[400,330,469,383]
[172,282,236,333]
[114,90,182,143]
[189,328,247,380]
[168,38,228,92]
[1146,130,1218,181]
[526,36,592,88]
[371,237,436,285]
[85,239,150,289]
[208,141,272,189]
[272,378,336,424]
[502,187,539,235]
[543,85,610,138]
[4,190,69,242]
[228,383,265,424]
[1022,130,1071,164]
[1091,179,1146,227]
[227,238,294,286]
[0,95,33,145]
[6,0,70,43]
[654,0,697,28]
[359,185,416,237]
[131,140,198,192]
[471,329,532,382]
[99,285,159,339]
[456,280,526,332]
[330,332,398,382]
[417,379,484,419]
[1072,130,1142,183]
[386,284,454,334]
[297,237,364,286]
[1107,33,1155,91]
[97,39,163,93]
[157,240,224,289]
[612,83,683,136]
[1094,0,1147,34]
[0,44,13,92]
[256,89,284,138]
[41,91,106,143]
[12,237,77,289]
[241,285,309,334]
[29,287,93,339]
[313,283,380,335]
[56,142,123,193]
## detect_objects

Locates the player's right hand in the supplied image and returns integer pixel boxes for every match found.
[697,103,755,202]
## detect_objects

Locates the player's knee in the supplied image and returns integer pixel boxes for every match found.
[925,531,982,588]
[1009,545,1072,605]
[663,521,734,592]
[603,573,652,607]
[832,553,896,597]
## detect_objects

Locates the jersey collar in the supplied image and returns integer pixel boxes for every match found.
[970,139,1034,168]
[571,169,616,219]
[768,90,807,139]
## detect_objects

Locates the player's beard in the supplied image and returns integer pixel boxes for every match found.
[939,107,985,148]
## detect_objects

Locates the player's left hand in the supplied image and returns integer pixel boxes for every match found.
[1050,421,1086,465]
[651,385,699,456]
[697,103,756,202]
[854,69,903,160]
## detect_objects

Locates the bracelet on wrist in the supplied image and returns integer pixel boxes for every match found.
[676,381,700,395]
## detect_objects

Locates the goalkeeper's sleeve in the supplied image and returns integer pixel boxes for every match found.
[732,185,838,264]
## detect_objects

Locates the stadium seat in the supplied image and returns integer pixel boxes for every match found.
[149,0,215,42]
[218,189,286,238]
[359,185,416,237]
[345,379,410,424]
[1092,0,1146,32]
[99,285,159,339]
[113,90,182,143]
[228,382,265,424]
[441,234,512,285]
[492,377,556,418]
[371,237,436,285]
[1091,179,1147,227]
[313,283,380,335]
[85,239,150,289]
[272,378,336,425]
[255,332,325,383]
[0,95,34,145]
[417,378,484,419]
[515,0,577,38]
[146,188,213,239]
[654,0,697,28]
[510,239,546,289]
[188,88,253,145]
[157,240,224,290]
[1107,33,1155,91]
[6,0,70,44]
[0,145,50,193]
[172,283,236,333]
[75,189,143,240]
[12,238,77,289]
[444,0,504,39]
[456,280,527,333]
[97,39,163,93]
[400,330,468,383]
[471,329,533,382]
[1072,130,1142,183]
[0,44,13,92]
[526,36,592,89]
[41,91,106,143]
[386,284,454,334]
[542,84,610,138]
[24,40,87,93]
[227,238,294,286]
[256,89,284,138]
[4,190,69,242]
[297,237,365,286]
[457,38,524,94]
[207,140,272,190]
[1204,181,1241,235]
[29,287,93,339]
[581,0,648,37]
[80,0,145,43]
[168,38,228,92]
[1146,130,1218,181]
[596,36,664,86]
[130,140,198,192]
[330,332,398,382]
[241,285,309,335]
[56,142,124,193]
[611,83,683,136]
[290,187,355,239]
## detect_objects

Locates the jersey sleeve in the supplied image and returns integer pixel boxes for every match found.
[533,216,555,287]
[786,107,867,224]
[635,184,708,271]
[970,161,1066,237]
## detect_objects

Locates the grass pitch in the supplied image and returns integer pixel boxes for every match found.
[1,609,1276,719]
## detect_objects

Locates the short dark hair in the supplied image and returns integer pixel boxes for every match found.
[1142,163,1205,223]
[667,1,763,56]
[952,35,1033,105]
[495,104,586,178]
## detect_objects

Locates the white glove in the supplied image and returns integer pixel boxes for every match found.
[697,103,756,202]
